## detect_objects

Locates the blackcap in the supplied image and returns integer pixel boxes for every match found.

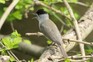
[36,9,68,58]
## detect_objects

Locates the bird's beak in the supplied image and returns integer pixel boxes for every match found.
[31,13,38,20]
[32,13,37,16]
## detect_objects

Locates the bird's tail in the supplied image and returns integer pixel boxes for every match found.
[58,44,68,58]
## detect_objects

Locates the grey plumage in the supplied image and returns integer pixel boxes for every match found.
[36,9,68,58]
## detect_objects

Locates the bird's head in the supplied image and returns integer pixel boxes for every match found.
[36,9,49,22]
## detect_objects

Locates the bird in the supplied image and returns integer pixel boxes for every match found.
[36,9,68,58]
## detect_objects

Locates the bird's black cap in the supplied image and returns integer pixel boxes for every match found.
[36,9,47,15]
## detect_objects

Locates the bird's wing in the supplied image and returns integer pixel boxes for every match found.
[39,19,68,58]
[39,19,62,45]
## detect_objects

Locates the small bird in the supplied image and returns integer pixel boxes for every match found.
[36,9,68,58]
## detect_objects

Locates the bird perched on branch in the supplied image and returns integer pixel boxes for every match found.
[36,9,68,58]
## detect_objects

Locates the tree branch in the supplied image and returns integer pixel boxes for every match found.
[34,3,93,62]
[33,0,70,20]
[62,0,86,61]
[0,0,19,30]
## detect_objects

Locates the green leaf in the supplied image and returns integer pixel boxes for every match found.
[15,0,24,9]
[2,36,22,49]
[2,37,12,49]
[47,40,52,44]
[9,55,15,62]
[15,0,33,9]
[63,29,67,34]
[11,30,21,37]
[0,0,5,4]
[65,19,72,27]
[24,0,32,4]
[29,7,34,11]
[0,10,3,17]
[15,4,23,9]
[64,58,70,62]
[60,7,68,15]
[12,37,22,48]
[86,49,93,54]
[67,0,78,3]
[12,11,22,20]
[24,40,31,44]
[3,7,7,11]
[2,30,22,49]
[85,46,93,54]
[7,14,15,22]
[74,12,80,19]
[57,0,62,2]
[31,58,34,62]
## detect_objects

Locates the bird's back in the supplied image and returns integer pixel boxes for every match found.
[39,19,63,45]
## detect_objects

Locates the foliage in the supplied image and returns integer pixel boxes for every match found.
[2,30,22,50]
[24,39,31,44]
[47,40,52,45]
[0,31,22,61]
[42,0,80,33]
[0,0,93,62]
[64,58,70,62]
[0,0,5,4]
[0,0,34,22]
[0,30,32,62]
[28,58,34,62]
[85,45,93,54]
[0,0,79,22]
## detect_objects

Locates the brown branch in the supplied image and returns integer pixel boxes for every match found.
[62,0,86,61]
[26,32,44,36]
[51,12,67,27]
[26,32,93,46]
[34,2,93,62]
[70,59,89,62]
[10,22,15,31]
[7,51,20,62]
[34,0,70,20]
[24,4,34,18]
[69,55,93,59]
[64,38,93,46]
[74,2,89,7]
[0,42,20,62]
[0,0,19,30]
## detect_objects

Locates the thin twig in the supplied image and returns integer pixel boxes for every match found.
[26,32,93,46]
[70,59,89,62]
[60,25,64,33]
[0,42,20,61]
[62,0,86,61]
[51,2,89,7]
[6,51,20,62]
[74,2,89,7]
[0,0,19,30]
[68,55,93,59]
[25,4,34,18]
[51,12,66,26]
[34,0,71,20]
[51,12,70,33]
[26,32,44,36]
[63,38,93,46]
[59,55,91,61]
[9,50,20,62]
[10,22,15,31]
